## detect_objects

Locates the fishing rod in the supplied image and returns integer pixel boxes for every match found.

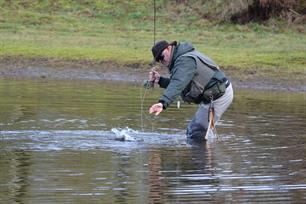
[143,0,156,89]
[140,0,157,131]
[153,0,156,45]
[143,0,158,90]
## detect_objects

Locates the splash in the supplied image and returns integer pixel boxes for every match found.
[111,127,138,141]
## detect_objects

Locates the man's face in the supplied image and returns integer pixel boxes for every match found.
[159,46,171,66]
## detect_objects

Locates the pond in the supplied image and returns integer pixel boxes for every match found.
[0,78,305,203]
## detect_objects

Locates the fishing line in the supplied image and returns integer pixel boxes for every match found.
[139,0,157,131]
[140,83,155,132]
[140,86,148,131]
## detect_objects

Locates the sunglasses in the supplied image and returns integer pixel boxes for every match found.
[156,54,164,62]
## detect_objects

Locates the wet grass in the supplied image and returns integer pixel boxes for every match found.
[0,3,305,72]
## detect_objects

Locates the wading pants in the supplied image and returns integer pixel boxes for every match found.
[186,83,234,141]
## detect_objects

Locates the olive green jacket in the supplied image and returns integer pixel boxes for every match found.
[158,42,219,109]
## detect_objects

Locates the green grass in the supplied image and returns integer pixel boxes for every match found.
[0,1,305,72]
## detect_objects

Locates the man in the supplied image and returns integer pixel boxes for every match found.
[148,40,234,141]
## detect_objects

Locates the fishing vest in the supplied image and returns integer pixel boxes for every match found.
[180,51,225,103]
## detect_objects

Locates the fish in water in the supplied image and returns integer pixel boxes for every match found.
[111,127,137,141]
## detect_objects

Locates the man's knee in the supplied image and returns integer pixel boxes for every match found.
[186,122,207,140]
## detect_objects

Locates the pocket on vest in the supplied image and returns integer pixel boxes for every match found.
[202,81,226,102]
[181,81,204,104]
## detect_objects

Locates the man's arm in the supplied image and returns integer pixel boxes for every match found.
[158,76,170,88]
[159,57,196,109]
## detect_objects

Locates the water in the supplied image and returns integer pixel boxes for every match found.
[0,78,305,203]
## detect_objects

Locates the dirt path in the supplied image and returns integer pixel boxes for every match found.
[0,57,305,92]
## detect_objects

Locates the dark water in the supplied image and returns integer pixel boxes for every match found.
[0,78,305,203]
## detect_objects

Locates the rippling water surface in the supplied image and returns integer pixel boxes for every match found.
[0,78,305,203]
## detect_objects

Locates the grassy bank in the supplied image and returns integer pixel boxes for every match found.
[0,1,305,73]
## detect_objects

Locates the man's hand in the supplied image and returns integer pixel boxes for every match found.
[149,69,160,84]
[149,103,163,116]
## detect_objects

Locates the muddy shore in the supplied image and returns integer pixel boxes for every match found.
[0,57,305,92]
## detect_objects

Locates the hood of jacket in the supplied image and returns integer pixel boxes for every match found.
[168,42,195,71]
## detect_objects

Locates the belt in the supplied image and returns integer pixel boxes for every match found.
[225,79,230,88]
[202,78,230,104]
[221,76,230,88]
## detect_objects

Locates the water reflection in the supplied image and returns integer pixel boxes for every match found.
[148,149,165,203]
[1,150,32,203]
[0,78,306,203]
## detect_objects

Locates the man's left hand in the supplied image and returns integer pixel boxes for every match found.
[149,103,163,116]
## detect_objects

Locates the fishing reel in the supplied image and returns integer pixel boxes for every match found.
[143,80,154,89]
[143,63,159,89]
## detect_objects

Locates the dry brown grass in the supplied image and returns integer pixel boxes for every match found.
[166,0,306,24]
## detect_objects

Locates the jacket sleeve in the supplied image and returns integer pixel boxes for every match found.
[158,76,170,88]
[159,57,196,109]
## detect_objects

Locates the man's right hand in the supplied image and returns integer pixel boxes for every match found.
[149,69,160,84]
